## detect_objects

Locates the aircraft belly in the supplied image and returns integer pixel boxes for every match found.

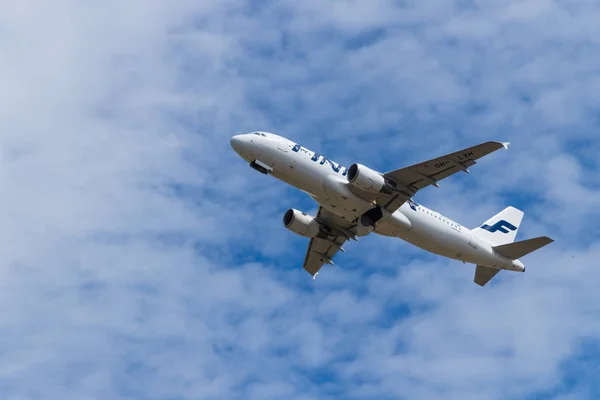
[403,231,456,256]
[373,210,412,237]
[402,223,514,269]
[318,174,374,219]
[463,240,515,270]
[399,211,467,258]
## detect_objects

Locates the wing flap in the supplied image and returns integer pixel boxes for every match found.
[301,206,354,277]
[303,236,347,276]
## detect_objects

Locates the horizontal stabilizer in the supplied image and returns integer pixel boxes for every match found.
[493,236,554,260]
[474,265,501,287]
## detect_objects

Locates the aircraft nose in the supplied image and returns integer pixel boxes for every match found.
[230,134,245,154]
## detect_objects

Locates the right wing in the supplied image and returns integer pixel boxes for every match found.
[383,141,510,193]
[349,141,510,213]
[302,206,356,278]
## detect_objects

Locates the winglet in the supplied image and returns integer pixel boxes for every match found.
[502,142,510,150]
[312,272,318,280]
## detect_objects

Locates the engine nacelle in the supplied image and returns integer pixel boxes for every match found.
[282,209,322,238]
[347,163,386,193]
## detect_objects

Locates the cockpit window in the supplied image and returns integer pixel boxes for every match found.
[253,132,261,136]
[253,132,267,137]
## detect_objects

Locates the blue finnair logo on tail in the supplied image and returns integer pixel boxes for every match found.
[480,220,517,234]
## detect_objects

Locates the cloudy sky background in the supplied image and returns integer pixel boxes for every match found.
[1,0,599,399]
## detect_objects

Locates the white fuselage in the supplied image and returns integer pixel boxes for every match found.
[231,132,525,272]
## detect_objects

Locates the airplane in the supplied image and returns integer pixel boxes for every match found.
[230,131,554,286]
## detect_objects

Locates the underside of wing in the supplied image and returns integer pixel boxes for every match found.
[376,141,509,212]
[384,141,509,192]
[302,207,356,278]
[303,236,347,276]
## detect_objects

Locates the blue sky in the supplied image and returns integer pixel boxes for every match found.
[1,1,600,399]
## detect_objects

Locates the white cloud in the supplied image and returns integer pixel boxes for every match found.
[1,0,600,399]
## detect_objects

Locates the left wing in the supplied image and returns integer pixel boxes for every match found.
[302,206,356,278]
[369,141,510,212]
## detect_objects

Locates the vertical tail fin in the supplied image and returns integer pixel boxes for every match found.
[472,206,524,245]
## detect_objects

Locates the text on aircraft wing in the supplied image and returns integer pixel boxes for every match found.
[302,206,355,277]
[375,141,509,212]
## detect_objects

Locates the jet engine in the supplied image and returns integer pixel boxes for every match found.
[347,163,386,193]
[283,209,322,238]
[347,163,416,199]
